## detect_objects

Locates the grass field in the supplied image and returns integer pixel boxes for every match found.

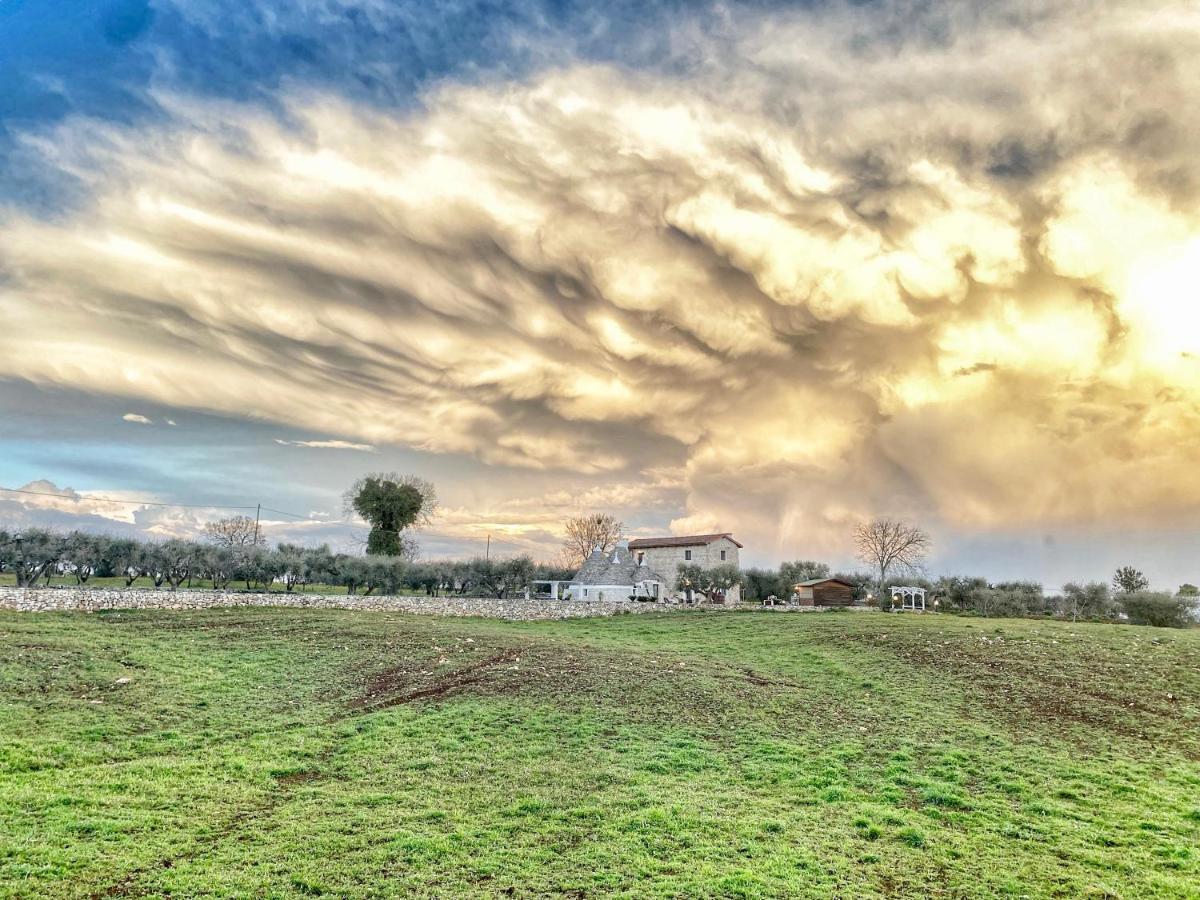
[1,610,1197,898]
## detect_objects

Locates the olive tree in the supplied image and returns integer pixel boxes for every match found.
[0,529,63,587]
[677,563,742,604]
[106,538,145,586]
[235,546,278,590]
[160,540,200,591]
[344,473,437,557]
[499,556,535,599]
[275,543,309,592]
[1112,566,1150,594]
[197,545,237,590]
[1061,582,1113,621]
[1120,592,1196,628]
[62,532,110,584]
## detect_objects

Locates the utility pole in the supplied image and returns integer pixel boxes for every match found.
[253,504,261,546]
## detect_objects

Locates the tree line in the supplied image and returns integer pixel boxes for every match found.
[737,562,1198,628]
[0,527,573,599]
[844,517,1197,627]
[914,573,1197,628]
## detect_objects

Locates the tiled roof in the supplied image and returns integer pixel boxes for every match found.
[626,533,743,550]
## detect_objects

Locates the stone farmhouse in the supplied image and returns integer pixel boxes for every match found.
[628,533,743,603]
[554,533,743,603]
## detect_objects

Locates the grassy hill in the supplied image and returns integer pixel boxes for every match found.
[1,609,1197,898]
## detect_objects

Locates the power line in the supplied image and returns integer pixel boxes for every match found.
[259,505,318,521]
[1,485,319,522]
[0,485,260,511]
[1,485,425,537]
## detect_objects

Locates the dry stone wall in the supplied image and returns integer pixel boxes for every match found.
[0,587,671,621]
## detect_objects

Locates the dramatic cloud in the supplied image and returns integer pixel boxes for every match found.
[0,481,145,526]
[2,0,1198,559]
[122,413,153,424]
[0,480,368,550]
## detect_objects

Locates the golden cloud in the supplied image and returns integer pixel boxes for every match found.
[2,1,1199,554]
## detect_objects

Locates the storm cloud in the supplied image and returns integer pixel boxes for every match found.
[1,0,1198,563]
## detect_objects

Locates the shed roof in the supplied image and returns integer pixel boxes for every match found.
[627,533,743,550]
[795,577,855,587]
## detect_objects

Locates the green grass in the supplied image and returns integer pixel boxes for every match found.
[1,610,1197,898]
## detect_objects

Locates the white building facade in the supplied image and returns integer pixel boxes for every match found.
[566,543,667,602]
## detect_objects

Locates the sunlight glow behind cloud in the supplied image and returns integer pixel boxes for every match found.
[2,0,1199,559]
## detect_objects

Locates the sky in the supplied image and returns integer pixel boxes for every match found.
[0,0,1198,588]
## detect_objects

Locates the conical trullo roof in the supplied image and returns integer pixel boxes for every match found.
[571,542,666,586]
[571,546,610,584]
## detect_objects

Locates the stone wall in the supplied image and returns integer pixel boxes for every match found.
[0,587,672,621]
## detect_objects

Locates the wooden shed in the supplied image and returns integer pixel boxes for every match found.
[793,577,855,607]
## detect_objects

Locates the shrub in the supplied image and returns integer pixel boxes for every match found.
[974,584,1046,618]
[962,583,1045,618]
[935,575,989,613]
[1120,592,1197,628]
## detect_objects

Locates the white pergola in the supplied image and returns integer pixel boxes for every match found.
[891,586,927,611]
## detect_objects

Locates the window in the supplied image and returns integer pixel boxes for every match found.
[636,551,645,564]
[684,549,692,561]
[720,550,726,561]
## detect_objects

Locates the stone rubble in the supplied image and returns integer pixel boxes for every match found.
[0,586,674,621]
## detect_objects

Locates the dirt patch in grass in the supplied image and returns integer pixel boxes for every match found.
[336,638,781,740]
[274,769,324,787]
[733,666,806,690]
[431,643,823,740]
[346,648,526,714]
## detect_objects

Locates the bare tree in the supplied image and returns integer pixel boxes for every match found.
[551,545,581,571]
[561,513,624,567]
[203,515,266,549]
[854,518,930,607]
